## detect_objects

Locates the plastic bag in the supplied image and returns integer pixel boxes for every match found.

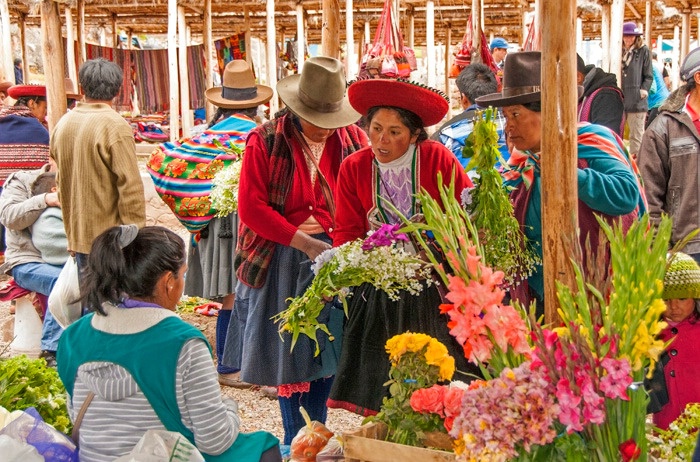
[290,407,334,461]
[0,407,77,461]
[0,435,44,462]
[316,435,344,461]
[48,256,81,328]
[113,430,204,462]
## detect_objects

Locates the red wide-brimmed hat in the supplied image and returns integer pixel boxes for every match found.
[7,84,47,99]
[348,78,449,127]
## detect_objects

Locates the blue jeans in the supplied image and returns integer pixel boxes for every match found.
[12,262,63,351]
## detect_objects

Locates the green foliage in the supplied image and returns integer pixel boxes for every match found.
[0,355,71,434]
[176,296,213,314]
[462,108,539,286]
[649,403,700,461]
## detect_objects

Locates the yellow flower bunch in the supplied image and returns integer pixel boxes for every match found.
[385,332,455,381]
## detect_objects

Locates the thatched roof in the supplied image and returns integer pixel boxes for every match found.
[6,1,700,48]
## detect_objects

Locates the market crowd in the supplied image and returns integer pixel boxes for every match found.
[1,19,700,460]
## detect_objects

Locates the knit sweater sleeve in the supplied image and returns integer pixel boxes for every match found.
[176,338,240,455]
[237,131,299,245]
[576,156,639,216]
[108,129,146,227]
[30,208,69,266]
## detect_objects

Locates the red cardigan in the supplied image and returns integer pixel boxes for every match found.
[238,124,368,246]
[333,139,472,246]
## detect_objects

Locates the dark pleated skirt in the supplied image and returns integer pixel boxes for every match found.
[184,214,237,299]
[328,282,476,415]
[226,234,342,386]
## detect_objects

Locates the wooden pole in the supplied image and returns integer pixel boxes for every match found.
[600,2,610,71]
[540,0,578,324]
[576,17,583,54]
[65,6,78,88]
[244,6,252,65]
[610,0,625,88]
[408,6,414,49]
[203,0,213,121]
[322,0,340,59]
[0,0,12,82]
[444,25,451,100]
[645,1,652,49]
[19,13,27,81]
[266,0,278,115]
[297,4,305,74]
[345,0,354,78]
[178,6,191,138]
[426,0,435,88]
[40,0,67,131]
[681,11,690,64]
[111,13,118,48]
[77,0,85,66]
[672,24,681,91]
[471,0,482,64]
[167,0,179,142]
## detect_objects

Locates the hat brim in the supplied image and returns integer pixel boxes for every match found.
[348,79,449,127]
[475,86,583,107]
[277,74,360,130]
[7,85,47,99]
[205,85,273,109]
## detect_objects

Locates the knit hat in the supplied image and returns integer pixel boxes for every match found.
[662,252,700,300]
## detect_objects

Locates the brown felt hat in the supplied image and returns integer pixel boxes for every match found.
[205,60,273,109]
[0,81,12,95]
[276,56,360,129]
[476,51,582,107]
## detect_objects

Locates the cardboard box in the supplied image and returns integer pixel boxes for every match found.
[343,422,455,462]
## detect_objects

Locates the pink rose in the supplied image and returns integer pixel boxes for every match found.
[410,385,446,417]
[443,387,464,418]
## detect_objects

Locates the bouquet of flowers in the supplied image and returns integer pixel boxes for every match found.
[649,403,700,461]
[274,224,433,355]
[367,332,456,447]
[461,108,539,287]
[209,138,243,217]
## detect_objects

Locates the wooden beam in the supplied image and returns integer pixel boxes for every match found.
[322,0,340,59]
[471,0,482,64]
[178,5,191,138]
[645,1,651,49]
[77,0,85,66]
[345,0,354,78]
[1,0,12,82]
[18,12,26,82]
[204,0,213,121]
[266,0,278,115]
[626,2,641,20]
[65,6,77,88]
[601,2,610,71]
[426,0,435,88]
[540,0,578,324]
[111,12,117,48]
[297,3,305,74]
[167,0,179,142]
[40,0,66,130]
[610,0,624,88]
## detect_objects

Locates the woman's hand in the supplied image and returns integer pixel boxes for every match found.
[289,230,332,261]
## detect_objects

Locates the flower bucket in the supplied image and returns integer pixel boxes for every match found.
[343,422,454,462]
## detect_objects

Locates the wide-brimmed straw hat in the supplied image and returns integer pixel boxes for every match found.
[205,60,273,109]
[7,84,47,99]
[476,51,582,107]
[348,79,449,127]
[276,56,359,129]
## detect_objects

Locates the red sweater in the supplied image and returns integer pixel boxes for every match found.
[238,125,368,246]
[333,140,472,246]
[653,315,700,430]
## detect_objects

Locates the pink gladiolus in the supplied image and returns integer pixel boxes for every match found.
[556,379,583,433]
[599,357,632,400]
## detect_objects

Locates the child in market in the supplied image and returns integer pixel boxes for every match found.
[652,252,700,430]
[29,172,69,268]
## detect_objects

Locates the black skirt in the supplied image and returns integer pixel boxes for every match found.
[328,281,478,415]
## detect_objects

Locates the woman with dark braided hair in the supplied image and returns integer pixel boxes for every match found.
[327,78,475,416]
[56,225,280,461]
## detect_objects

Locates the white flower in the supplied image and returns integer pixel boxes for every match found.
[311,247,338,275]
[210,160,243,217]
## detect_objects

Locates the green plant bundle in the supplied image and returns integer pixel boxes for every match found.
[462,108,539,286]
[0,355,71,434]
[649,403,700,461]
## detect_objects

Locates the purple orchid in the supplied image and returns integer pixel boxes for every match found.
[362,224,409,251]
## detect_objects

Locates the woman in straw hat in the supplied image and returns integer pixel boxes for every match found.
[154,60,273,389]
[326,78,475,416]
[232,56,368,443]
[475,51,646,313]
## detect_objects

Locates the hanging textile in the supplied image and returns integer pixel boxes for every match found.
[449,15,500,81]
[358,0,416,79]
[132,48,170,113]
[214,33,246,79]
[523,19,540,51]
[85,44,134,112]
[187,45,207,110]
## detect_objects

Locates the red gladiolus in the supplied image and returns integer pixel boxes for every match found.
[619,439,641,462]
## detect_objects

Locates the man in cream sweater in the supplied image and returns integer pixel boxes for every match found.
[50,58,145,279]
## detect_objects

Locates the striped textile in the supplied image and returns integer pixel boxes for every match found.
[85,44,133,111]
[0,107,49,187]
[187,45,207,110]
[214,33,246,77]
[147,114,254,234]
